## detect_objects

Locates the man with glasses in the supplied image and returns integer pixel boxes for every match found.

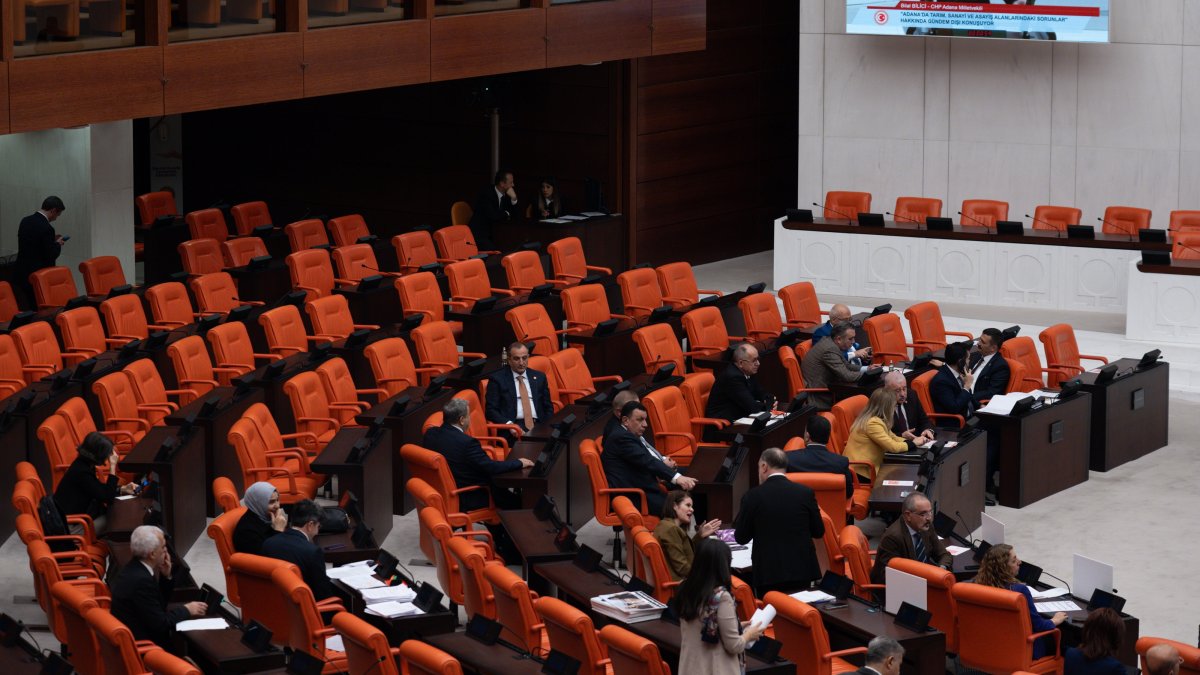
[870,492,952,584]
[110,525,207,647]
[706,342,775,423]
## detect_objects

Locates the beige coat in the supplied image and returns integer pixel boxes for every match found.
[678,590,748,675]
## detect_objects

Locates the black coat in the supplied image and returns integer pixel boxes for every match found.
[601,415,622,447]
[53,458,118,518]
[109,560,188,647]
[600,425,674,501]
[422,424,522,511]
[485,366,553,428]
[930,365,973,426]
[232,510,278,556]
[15,212,59,278]
[260,528,337,601]
[785,443,854,498]
[705,363,772,422]
[467,187,516,250]
[968,352,1011,404]
[733,474,825,592]
[890,397,934,436]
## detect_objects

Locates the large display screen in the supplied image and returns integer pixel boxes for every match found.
[847,1,1110,43]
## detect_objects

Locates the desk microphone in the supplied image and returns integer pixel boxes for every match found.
[1040,570,1073,598]
[813,202,856,222]
[1097,217,1137,241]
[356,263,400,278]
[886,211,923,228]
[958,211,991,229]
[953,510,980,549]
[1025,213,1065,238]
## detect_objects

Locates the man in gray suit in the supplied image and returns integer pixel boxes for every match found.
[800,323,865,409]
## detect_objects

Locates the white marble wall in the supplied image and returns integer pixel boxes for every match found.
[799,0,1200,226]
[0,121,134,291]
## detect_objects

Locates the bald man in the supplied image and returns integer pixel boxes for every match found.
[1146,644,1183,675]
[811,303,852,344]
[706,343,774,423]
[602,389,640,445]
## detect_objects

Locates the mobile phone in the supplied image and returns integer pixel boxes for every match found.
[60,235,70,242]
[323,544,346,551]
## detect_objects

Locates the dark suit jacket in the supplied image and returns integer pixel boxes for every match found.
[869,517,953,584]
[705,363,772,422]
[600,426,674,497]
[733,474,824,592]
[467,187,516,250]
[422,424,522,511]
[260,528,337,601]
[890,397,934,437]
[929,365,973,427]
[15,211,59,289]
[53,457,118,518]
[1063,648,1125,675]
[601,415,622,447]
[785,443,853,498]
[232,510,278,556]
[109,560,188,647]
[968,352,1010,404]
[800,336,862,410]
[485,366,553,428]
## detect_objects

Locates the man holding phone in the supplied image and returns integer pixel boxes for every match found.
[15,196,67,308]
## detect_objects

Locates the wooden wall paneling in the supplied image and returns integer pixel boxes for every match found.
[546,0,650,69]
[636,117,762,183]
[650,0,704,55]
[164,33,303,113]
[636,163,764,231]
[637,23,763,87]
[636,71,763,135]
[303,20,430,97]
[0,61,9,133]
[9,49,164,132]
[624,59,639,263]
[429,8,545,82]
[634,208,776,267]
[2,0,14,61]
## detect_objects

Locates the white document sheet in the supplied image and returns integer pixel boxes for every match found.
[885,567,927,614]
[1035,600,1081,613]
[1031,587,1070,600]
[326,635,345,652]
[175,618,229,632]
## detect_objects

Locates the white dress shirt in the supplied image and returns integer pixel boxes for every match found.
[970,353,993,393]
[512,371,537,421]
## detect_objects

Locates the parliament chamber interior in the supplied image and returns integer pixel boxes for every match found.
[0,0,1198,673]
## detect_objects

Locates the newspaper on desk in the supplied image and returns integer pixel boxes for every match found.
[590,591,666,623]
[978,393,1028,415]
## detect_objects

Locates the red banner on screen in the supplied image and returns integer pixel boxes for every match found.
[868,2,1101,16]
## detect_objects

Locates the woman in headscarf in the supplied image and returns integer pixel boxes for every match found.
[232,482,288,554]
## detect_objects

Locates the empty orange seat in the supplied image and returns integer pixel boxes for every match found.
[286,219,330,252]
[260,304,331,358]
[960,199,1009,229]
[0,334,27,402]
[208,320,281,383]
[145,281,202,327]
[306,293,379,340]
[186,208,231,242]
[222,237,269,267]
[893,196,942,224]
[435,224,498,260]
[365,337,438,395]
[57,306,128,356]
[547,236,611,283]
[862,313,918,366]
[534,597,610,675]
[0,281,18,322]
[505,303,570,355]
[1031,205,1081,231]
[167,335,227,401]
[191,272,257,315]
[739,293,784,340]
[327,214,372,248]
[1000,336,1059,392]
[766,590,867,673]
[681,306,743,356]
[618,268,681,319]
[332,612,400,675]
[823,191,871,222]
[778,281,826,329]
[30,266,80,310]
[395,271,466,335]
[445,258,515,308]
[124,357,196,421]
[561,283,629,331]
[392,231,453,274]
[632,322,701,376]
[12,320,89,383]
[656,262,720,306]
[1101,205,1151,235]
[502,250,568,294]
[93,370,155,446]
[1169,210,1200,232]
[546,348,621,405]
[333,243,395,283]
[1038,323,1107,387]
[228,403,324,502]
[78,256,129,296]
[178,238,225,276]
[100,294,168,343]
[411,320,488,376]
[137,191,177,226]
[287,249,349,301]
[903,301,973,352]
[230,201,273,236]
[284,371,348,449]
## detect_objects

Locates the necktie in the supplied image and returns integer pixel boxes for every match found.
[517,375,534,431]
[897,405,908,431]
[913,532,928,564]
[972,356,984,374]
[640,436,666,462]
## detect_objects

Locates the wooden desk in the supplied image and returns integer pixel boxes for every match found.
[336,281,405,329]
[118,425,208,555]
[817,600,946,675]
[164,385,266,516]
[311,426,394,542]
[0,640,45,674]
[181,627,288,674]
[4,377,82,490]
[564,318,646,380]
[715,409,811,486]
[426,632,543,675]
[667,290,752,338]
[236,351,323,433]
[331,577,457,646]
[1053,593,1141,667]
[141,220,189,285]
[440,355,505,395]
[507,404,610,527]
[686,443,753,524]
[313,530,380,566]
[532,561,792,675]
[447,293,564,356]
[1074,359,1169,472]
[922,430,988,533]
[573,372,683,412]
[494,215,628,274]
[356,387,454,514]
[977,393,1092,508]
[497,510,576,588]
[227,259,292,305]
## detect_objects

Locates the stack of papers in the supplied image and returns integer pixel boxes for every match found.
[366,601,422,618]
[734,416,782,427]
[540,218,570,224]
[790,590,835,604]
[1035,600,1081,613]
[590,591,666,623]
[978,393,1029,415]
[560,215,587,222]
[340,574,386,591]
[746,604,776,646]
[327,561,375,579]
[580,212,608,218]
[945,545,970,556]
[1031,587,1070,600]
[176,618,229,632]
[326,635,345,652]
[360,585,417,605]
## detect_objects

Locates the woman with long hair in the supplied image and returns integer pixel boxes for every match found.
[844,387,913,482]
[676,538,764,675]
[534,177,563,219]
[975,544,1066,659]
[1064,607,1125,675]
[653,490,722,580]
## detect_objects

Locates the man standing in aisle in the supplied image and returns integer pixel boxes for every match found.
[15,196,66,308]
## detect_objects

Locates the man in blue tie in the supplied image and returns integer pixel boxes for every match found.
[869,492,952,584]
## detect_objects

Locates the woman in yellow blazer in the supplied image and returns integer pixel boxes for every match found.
[652,490,722,580]
[844,387,915,482]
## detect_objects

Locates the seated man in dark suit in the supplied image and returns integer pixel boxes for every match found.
[485,342,554,435]
[870,493,952,584]
[601,401,696,515]
[968,327,1011,405]
[467,169,518,250]
[734,448,824,596]
[423,397,534,511]
[785,415,853,498]
[705,343,775,423]
[856,637,905,675]
[883,370,935,442]
[929,341,975,428]
[601,389,640,446]
[110,525,207,647]
[810,303,852,344]
[260,499,339,601]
